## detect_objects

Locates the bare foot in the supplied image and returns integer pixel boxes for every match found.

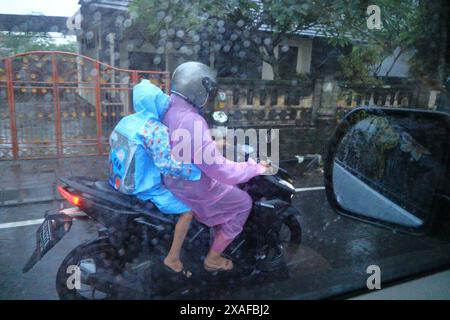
[204,254,234,271]
[164,256,183,273]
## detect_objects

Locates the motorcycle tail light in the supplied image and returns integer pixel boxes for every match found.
[57,185,81,206]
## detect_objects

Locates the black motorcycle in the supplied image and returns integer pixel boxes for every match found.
[23,125,302,299]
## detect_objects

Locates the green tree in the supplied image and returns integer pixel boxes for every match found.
[130,0,205,71]
[0,32,78,58]
[129,0,448,84]
[408,0,449,86]
[204,0,335,79]
[130,0,336,79]
[323,0,449,86]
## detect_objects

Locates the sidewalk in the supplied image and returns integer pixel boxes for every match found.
[0,156,108,206]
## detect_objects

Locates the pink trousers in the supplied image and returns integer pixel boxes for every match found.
[209,187,252,253]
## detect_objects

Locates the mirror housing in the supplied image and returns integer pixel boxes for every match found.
[324,107,450,235]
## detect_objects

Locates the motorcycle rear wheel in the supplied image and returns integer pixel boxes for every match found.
[56,238,120,300]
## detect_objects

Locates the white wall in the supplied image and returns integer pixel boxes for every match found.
[261,37,313,80]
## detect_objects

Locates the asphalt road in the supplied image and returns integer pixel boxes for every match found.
[0,170,449,299]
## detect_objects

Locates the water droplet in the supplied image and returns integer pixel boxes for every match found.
[124,19,132,28]
[157,11,165,21]
[116,16,124,24]
[85,31,94,40]
[93,11,101,21]
[130,11,138,20]
[176,30,185,38]
[179,46,188,54]
[164,15,173,23]
[192,34,200,42]
[263,38,272,45]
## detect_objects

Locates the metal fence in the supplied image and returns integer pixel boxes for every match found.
[0,51,169,160]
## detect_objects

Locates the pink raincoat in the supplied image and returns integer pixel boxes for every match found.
[163,94,265,253]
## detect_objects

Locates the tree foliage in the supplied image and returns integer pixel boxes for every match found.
[0,32,78,58]
[130,0,448,84]
[324,0,449,85]
[130,0,337,79]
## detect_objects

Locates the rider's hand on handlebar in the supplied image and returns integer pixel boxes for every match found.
[259,160,271,168]
[257,160,274,175]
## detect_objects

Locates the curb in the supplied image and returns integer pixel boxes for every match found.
[0,185,63,207]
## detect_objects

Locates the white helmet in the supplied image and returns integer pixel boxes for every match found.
[171,61,218,109]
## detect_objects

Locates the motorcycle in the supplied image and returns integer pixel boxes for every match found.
[22,112,302,300]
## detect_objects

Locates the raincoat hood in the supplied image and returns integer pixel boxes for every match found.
[109,79,200,200]
[133,79,170,119]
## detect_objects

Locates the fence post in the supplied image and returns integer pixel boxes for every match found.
[165,71,170,94]
[95,61,103,155]
[51,53,63,157]
[315,75,338,120]
[5,58,18,159]
[310,77,323,124]
[131,71,138,84]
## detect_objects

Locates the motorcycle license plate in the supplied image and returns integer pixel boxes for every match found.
[23,212,73,273]
[38,218,53,255]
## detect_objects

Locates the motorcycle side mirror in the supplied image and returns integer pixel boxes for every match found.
[212,111,229,124]
[324,107,450,235]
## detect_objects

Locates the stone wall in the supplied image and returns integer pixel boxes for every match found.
[212,78,438,157]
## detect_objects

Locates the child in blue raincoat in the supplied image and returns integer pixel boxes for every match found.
[109,78,201,276]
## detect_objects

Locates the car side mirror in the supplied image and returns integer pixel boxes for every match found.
[324,107,450,235]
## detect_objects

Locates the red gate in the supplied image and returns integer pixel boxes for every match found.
[0,51,169,160]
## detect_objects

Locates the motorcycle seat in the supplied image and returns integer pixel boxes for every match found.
[93,180,152,207]
[92,181,175,221]
[61,177,176,223]
[94,181,120,194]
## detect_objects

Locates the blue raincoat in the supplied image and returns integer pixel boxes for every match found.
[108,79,201,214]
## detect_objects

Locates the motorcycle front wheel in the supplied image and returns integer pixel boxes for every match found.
[55,238,120,300]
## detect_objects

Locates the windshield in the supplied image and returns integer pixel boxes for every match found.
[0,0,449,301]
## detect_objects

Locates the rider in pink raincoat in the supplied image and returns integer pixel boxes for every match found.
[163,62,267,272]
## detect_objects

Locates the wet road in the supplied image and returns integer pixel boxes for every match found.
[0,171,449,299]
